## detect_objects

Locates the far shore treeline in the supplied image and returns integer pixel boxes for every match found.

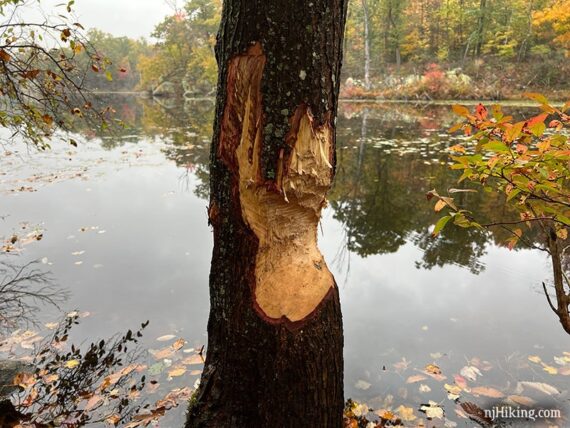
[85,0,569,100]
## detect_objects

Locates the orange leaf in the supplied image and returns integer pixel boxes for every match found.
[471,386,504,398]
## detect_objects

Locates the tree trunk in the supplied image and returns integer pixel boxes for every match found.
[362,0,371,90]
[475,0,487,57]
[186,1,348,427]
[546,230,570,335]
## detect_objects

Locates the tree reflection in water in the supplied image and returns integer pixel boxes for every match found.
[0,260,68,332]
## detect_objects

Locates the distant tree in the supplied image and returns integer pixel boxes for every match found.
[0,0,111,148]
[137,0,221,94]
[533,0,570,54]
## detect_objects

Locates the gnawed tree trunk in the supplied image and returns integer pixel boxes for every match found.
[186,1,348,427]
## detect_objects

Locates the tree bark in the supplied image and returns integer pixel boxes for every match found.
[186,1,348,427]
[362,0,371,90]
[475,0,487,57]
[546,230,570,335]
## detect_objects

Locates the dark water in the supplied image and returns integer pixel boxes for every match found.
[1,98,569,426]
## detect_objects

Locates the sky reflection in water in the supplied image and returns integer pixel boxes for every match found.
[1,100,568,425]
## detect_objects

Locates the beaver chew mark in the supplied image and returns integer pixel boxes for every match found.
[220,43,335,323]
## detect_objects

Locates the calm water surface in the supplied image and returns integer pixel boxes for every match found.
[1,98,568,426]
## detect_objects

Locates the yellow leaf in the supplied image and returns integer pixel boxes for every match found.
[65,359,80,369]
[434,200,446,212]
[528,355,542,364]
[396,405,417,421]
[425,364,442,375]
[542,364,558,375]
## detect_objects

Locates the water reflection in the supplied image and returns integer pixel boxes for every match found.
[0,258,67,331]
[2,96,569,426]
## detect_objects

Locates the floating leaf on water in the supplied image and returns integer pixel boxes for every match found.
[156,334,176,342]
[168,366,186,377]
[542,364,558,375]
[420,401,444,420]
[406,374,427,384]
[425,364,441,375]
[172,338,185,350]
[470,386,504,398]
[515,381,560,396]
[444,383,462,401]
[528,355,542,364]
[554,355,570,365]
[454,375,468,390]
[182,354,204,366]
[396,405,417,422]
[507,395,536,407]
[419,384,431,393]
[393,357,410,373]
[460,365,482,382]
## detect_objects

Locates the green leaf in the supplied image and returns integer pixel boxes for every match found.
[506,188,521,201]
[432,216,451,237]
[105,71,113,81]
[483,141,510,152]
[524,92,549,105]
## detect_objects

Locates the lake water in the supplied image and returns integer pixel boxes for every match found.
[1,98,569,427]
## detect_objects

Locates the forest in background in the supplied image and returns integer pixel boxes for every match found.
[81,0,570,99]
